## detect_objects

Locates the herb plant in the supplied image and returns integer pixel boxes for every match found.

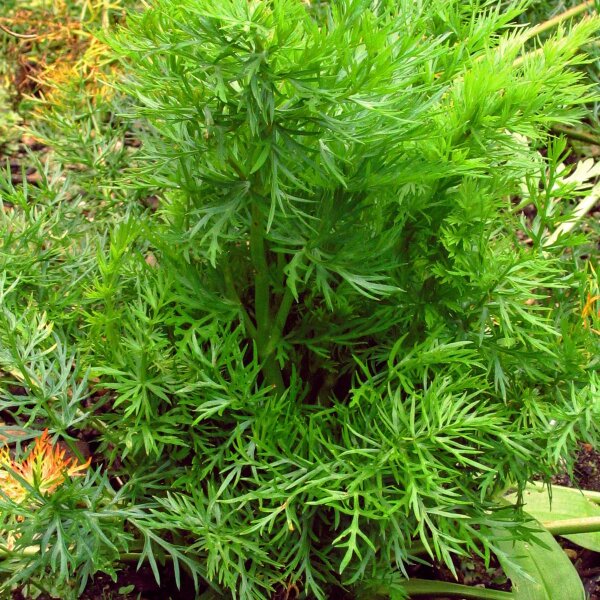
[0,83,20,150]
[0,0,599,598]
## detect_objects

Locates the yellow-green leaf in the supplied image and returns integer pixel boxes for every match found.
[506,483,600,552]
[495,520,584,600]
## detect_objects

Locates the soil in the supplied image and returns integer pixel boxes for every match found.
[563,539,600,600]
[554,443,600,492]
[11,563,198,600]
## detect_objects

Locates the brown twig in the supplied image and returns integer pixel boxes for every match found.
[0,23,38,41]
[552,124,600,146]
[528,0,596,38]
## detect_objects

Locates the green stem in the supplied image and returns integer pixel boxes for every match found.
[0,546,39,558]
[402,579,514,599]
[262,353,284,392]
[264,287,294,356]
[223,261,257,338]
[250,204,271,346]
[250,204,284,391]
[542,515,600,536]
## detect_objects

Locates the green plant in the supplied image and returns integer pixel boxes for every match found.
[0,81,20,150]
[0,0,141,211]
[518,0,600,148]
[0,0,600,598]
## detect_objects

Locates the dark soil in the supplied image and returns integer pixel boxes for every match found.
[12,563,198,600]
[79,565,198,600]
[554,443,600,492]
[562,539,600,600]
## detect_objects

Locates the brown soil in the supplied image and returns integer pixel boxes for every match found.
[554,443,600,492]
[563,539,600,600]
[12,563,197,600]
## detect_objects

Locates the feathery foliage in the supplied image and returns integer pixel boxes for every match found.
[0,0,599,598]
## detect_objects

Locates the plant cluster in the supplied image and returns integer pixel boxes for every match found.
[0,0,141,211]
[0,86,20,150]
[520,0,600,121]
[0,1,599,599]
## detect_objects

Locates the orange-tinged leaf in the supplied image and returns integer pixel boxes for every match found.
[0,430,91,503]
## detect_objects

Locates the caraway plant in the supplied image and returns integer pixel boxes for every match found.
[0,0,600,598]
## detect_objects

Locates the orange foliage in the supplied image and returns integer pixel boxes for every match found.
[0,430,90,503]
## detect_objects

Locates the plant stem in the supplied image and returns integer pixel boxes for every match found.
[402,579,514,599]
[250,203,284,391]
[223,261,258,338]
[0,23,38,40]
[542,515,600,536]
[250,204,271,346]
[0,546,40,558]
[264,287,294,356]
[552,124,600,146]
[262,353,284,392]
[528,0,596,39]
[102,0,111,29]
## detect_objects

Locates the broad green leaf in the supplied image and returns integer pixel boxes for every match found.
[506,483,600,552]
[495,520,584,600]
[359,577,513,600]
